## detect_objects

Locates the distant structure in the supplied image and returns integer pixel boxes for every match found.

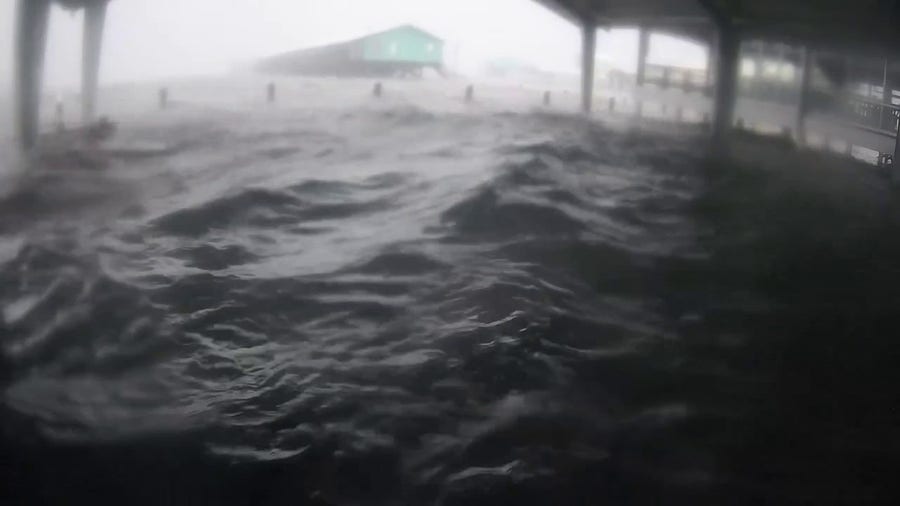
[258,25,444,78]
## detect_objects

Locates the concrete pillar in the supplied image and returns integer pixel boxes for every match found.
[14,0,51,150]
[712,26,740,146]
[753,41,766,99]
[581,23,596,114]
[636,28,649,116]
[796,46,813,144]
[893,115,900,183]
[82,0,107,124]
[879,58,888,129]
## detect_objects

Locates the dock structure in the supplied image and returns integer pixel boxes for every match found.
[11,0,900,166]
[15,0,109,149]
[537,0,900,159]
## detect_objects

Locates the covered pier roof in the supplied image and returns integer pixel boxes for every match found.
[538,0,900,52]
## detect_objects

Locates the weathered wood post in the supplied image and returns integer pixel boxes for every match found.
[55,96,65,132]
[711,25,741,148]
[636,28,649,117]
[796,46,813,145]
[159,88,169,110]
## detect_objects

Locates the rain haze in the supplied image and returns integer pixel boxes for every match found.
[0,0,706,88]
[3,1,900,505]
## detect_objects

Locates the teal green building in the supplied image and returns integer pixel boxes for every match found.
[259,25,444,77]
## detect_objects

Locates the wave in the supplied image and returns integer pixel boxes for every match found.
[2,105,847,505]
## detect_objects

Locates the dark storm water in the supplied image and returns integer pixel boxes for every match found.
[2,106,899,505]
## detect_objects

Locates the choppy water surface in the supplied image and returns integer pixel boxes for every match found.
[2,96,899,505]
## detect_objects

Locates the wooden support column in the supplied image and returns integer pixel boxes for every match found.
[893,98,900,183]
[879,58,888,130]
[796,46,813,144]
[15,0,51,150]
[582,23,596,114]
[712,25,740,147]
[82,0,107,124]
[705,34,717,97]
[635,27,649,116]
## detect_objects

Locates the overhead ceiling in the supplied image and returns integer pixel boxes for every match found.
[537,0,900,55]
[54,0,108,7]
[46,0,900,58]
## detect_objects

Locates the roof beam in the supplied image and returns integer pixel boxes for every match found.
[696,0,731,26]
[533,0,594,26]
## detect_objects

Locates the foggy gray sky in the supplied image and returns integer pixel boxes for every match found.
[0,0,706,90]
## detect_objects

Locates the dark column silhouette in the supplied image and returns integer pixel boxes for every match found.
[159,87,169,110]
[712,26,740,145]
[635,28,649,116]
[581,22,596,113]
[893,119,900,182]
[15,0,51,149]
[82,0,107,123]
[796,46,813,144]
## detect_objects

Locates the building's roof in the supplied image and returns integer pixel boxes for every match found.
[262,24,442,64]
[347,24,443,44]
[55,0,109,8]
[537,0,900,53]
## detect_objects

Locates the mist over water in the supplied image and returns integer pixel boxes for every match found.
[2,78,899,505]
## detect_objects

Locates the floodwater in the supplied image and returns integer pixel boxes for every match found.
[2,76,899,505]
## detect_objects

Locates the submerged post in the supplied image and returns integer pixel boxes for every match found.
[159,87,169,110]
[796,46,813,144]
[55,96,64,132]
[581,23,596,114]
[465,84,474,103]
[636,28,649,117]
[543,90,551,106]
[14,0,51,150]
[373,82,383,98]
[712,26,740,147]
[82,0,107,124]
[267,82,276,104]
